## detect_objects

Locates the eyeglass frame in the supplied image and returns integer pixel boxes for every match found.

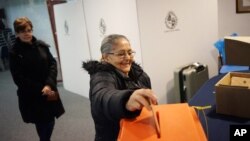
[107,50,136,58]
[19,29,33,34]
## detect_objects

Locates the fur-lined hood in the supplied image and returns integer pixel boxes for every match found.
[82,60,144,77]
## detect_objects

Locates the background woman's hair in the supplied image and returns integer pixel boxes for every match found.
[13,17,33,33]
[100,34,130,54]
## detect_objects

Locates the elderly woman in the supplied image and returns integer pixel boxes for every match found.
[83,34,157,141]
[9,17,65,141]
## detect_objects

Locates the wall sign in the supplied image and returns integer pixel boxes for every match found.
[64,20,69,35]
[99,18,106,36]
[164,11,179,32]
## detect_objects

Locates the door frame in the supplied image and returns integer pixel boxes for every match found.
[46,0,66,82]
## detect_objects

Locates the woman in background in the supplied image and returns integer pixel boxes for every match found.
[9,17,65,141]
[83,34,158,141]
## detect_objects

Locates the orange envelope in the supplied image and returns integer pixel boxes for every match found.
[118,103,207,141]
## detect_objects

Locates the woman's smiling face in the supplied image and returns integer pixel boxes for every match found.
[104,38,135,76]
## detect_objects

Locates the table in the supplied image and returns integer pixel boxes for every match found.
[189,73,250,141]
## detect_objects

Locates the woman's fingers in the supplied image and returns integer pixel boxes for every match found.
[41,85,53,95]
[126,88,158,111]
[135,94,151,110]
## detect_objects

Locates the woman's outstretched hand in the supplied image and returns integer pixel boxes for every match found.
[126,89,158,111]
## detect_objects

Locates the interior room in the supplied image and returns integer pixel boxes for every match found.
[1,0,250,141]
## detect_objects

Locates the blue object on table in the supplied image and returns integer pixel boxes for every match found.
[214,39,226,64]
[219,65,249,74]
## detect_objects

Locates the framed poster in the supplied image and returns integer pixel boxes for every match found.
[236,0,250,13]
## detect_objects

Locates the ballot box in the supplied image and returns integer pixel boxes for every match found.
[118,103,207,141]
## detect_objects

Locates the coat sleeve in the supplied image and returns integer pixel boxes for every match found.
[90,72,140,121]
[43,46,58,91]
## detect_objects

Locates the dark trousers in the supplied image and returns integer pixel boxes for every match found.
[35,120,55,141]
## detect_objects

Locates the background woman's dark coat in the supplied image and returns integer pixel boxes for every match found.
[83,61,151,141]
[9,37,65,123]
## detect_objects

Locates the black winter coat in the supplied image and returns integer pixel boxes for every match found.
[83,60,151,141]
[9,37,65,123]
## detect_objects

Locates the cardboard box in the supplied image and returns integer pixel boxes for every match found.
[224,36,250,66]
[215,72,250,118]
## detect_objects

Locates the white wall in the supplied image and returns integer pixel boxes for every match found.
[54,0,91,97]
[218,0,250,37]
[54,0,142,98]
[136,0,218,104]
[82,0,142,64]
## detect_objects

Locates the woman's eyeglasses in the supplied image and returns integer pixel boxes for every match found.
[107,51,136,58]
[19,29,33,34]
